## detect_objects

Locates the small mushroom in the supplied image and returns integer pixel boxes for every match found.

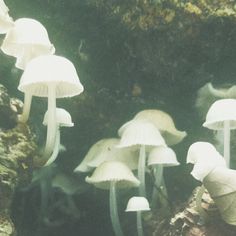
[117,119,166,197]
[133,109,187,146]
[43,108,74,166]
[74,138,138,173]
[0,0,14,34]
[125,196,150,236]
[18,55,84,157]
[86,161,140,236]
[203,99,236,167]
[148,146,179,208]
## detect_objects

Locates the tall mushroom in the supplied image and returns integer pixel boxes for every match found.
[203,99,236,167]
[86,161,140,236]
[43,108,74,166]
[117,119,166,197]
[18,55,84,157]
[1,18,55,123]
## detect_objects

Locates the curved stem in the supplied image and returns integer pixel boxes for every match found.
[18,92,32,123]
[109,181,124,236]
[44,127,60,166]
[44,85,57,157]
[223,120,230,168]
[138,145,146,197]
[137,211,143,236]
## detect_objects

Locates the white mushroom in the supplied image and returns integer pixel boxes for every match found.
[133,109,187,146]
[0,0,14,34]
[186,142,226,181]
[2,18,56,123]
[117,119,166,197]
[43,108,74,166]
[86,161,140,236]
[125,196,150,236]
[203,99,236,167]
[1,18,55,69]
[18,55,84,157]
[148,146,179,208]
[74,138,138,173]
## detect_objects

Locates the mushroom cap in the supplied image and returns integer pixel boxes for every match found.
[18,55,84,97]
[186,142,226,181]
[203,167,236,198]
[0,0,14,34]
[74,138,139,173]
[148,146,179,167]
[43,108,74,127]
[133,109,187,145]
[203,99,236,130]
[125,196,150,212]
[117,119,166,148]
[207,83,236,99]
[85,161,140,190]
[1,18,55,69]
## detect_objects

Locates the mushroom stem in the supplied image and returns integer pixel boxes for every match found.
[110,181,124,236]
[18,92,32,123]
[44,84,57,157]
[151,165,163,207]
[154,164,163,188]
[195,185,208,224]
[223,120,230,167]
[138,145,146,197]
[44,126,60,166]
[137,211,144,236]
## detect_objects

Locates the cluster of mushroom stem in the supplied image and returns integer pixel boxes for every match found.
[77,109,185,236]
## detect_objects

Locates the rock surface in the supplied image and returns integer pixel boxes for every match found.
[0,85,37,236]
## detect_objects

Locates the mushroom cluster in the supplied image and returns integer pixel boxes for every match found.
[75,109,186,236]
[0,1,84,166]
[187,94,236,226]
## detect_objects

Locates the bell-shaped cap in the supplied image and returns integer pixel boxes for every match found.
[125,196,150,212]
[117,119,166,148]
[18,55,84,97]
[148,146,179,167]
[74,138,139,173]
[0,0,14,34]
[203,99,236,130]
[1,18,55,69]
[133,109,187,146]
[187,142,226,181]
[85,161,140,190]
[43,108,74,127]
